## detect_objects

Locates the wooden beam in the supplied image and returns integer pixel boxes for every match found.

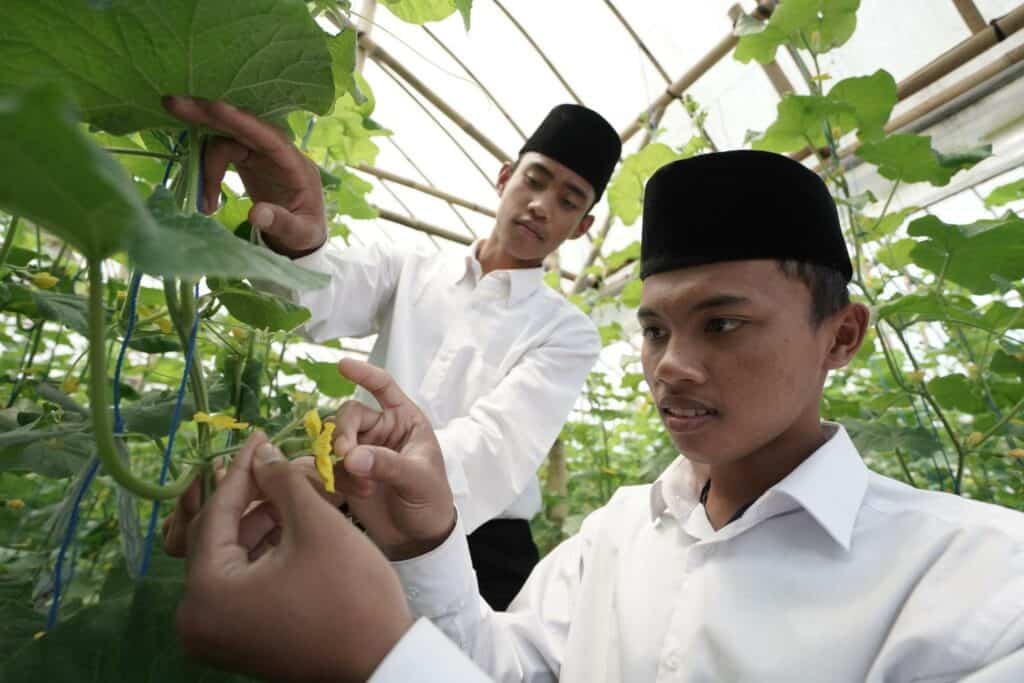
[353,0,377,73]
[953,0,988,33]
[603,0,672,83]
[355,164,497,218]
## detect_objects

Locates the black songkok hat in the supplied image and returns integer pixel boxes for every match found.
[520,104,622,202]
[640,150,852,281]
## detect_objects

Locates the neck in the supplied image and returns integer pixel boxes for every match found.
[703,415,828,530]
[476,237,542,275]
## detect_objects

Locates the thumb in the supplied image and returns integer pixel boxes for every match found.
[344,444,406,485]
[249,202,323,253]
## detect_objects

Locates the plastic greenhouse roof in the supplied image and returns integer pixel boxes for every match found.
[332,0,1024,277]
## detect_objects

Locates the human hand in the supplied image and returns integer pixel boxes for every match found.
[176,432,413,683]
[161,96,327,258]
[332,359,457,561]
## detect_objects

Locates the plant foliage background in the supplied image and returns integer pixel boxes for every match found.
[0,0,1022,678]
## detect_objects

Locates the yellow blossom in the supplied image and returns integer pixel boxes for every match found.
[303,409,322,440]
[156,318,173,335]
[966,431,984,448]
[1008,449,1024,459]
[904,370,925,383]
[31,272,59,289]
[33,631,46,640]
[61,376,79,393]
[230,327,248,341]
[313,421,336,493]
[116,290,127,302]
[6,499,25,510]
[192,411,249,431]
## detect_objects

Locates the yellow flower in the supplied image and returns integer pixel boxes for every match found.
[116,290,128,302]
[192,411,249,431]
[1008,449,1024,459]
[6,499,25,510]
[156,318,173,335]
[61,376,80,393]
[303,410,336,493]
[33,631,46,640]
[230,327,248,341]
[303,409,322,440]
[966,431,984,448]
[31,272,59,289]
[904,370,925,383]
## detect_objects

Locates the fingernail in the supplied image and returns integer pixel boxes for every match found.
[250,205,273,229]
[255,442,284,465]
[347,449,373,476]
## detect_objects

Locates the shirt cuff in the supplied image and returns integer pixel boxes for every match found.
[368,618,492,683]
[392,512,478,619]
[254,228,331,270]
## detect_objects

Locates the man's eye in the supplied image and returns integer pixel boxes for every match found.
[525,176,543,189]
[641,326,666,340]
[561,199,579,210]
[706,318,743,333]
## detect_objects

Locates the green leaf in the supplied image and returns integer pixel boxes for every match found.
[875,238,916,270]
[380,0,459,24]
[133,188,329,291]
[603,242,641,272]
[329,169,378,220]
[734,0,860,64]
[214,286,311,332]
[752,95,855,153]
[857,134,990,186]
[327,28,365,107]
[859,205,918,242]
[0,82,158,260]
[0,0,335,135]
[0,428,92,479]
[456,0,473,30]
[984,178,1024,208]
[907,213,1024,293]
[0,284,91,336]
[979,302,1024,331]
[296,358,356,398]
[826,70,897,141]
[991,349,1024,377]
[121,385,230,438]
[607,144,681,226]
[927,374,988,414]
[874,292,988,330]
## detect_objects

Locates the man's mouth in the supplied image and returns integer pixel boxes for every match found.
[514,220,543,241]
[659,400,718,433]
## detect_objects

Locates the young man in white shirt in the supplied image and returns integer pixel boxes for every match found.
[175,151,1024,682]
[161,97,621,608]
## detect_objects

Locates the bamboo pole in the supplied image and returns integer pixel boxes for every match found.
[329,13,514,164]
[354,0,377,73]
[603,0,672,83]
[422,25,528,141]
[355,164,497,217]
[618,3,772,143]
[953,0,988,33]
[492,0,585,105]
[794,3,1024,162]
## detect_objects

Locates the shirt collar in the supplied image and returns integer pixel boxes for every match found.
[649,423,868,551]
[453,240,545,305]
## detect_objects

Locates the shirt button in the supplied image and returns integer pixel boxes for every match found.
[664,653,680,671]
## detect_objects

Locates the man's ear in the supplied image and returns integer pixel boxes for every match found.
[823,302,871,371]
[496,162,514,197]
[571,214,596,240]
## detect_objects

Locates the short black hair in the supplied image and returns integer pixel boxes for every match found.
[776,260,850,326]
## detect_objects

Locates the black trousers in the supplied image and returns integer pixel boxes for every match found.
[467,519,540,611]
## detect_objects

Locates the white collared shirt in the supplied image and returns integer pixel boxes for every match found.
[287,240,601,533]
[388,424,1024,682]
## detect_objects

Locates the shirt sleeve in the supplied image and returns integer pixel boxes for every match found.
[368,618,494,683]
[254,233,406,343]
[434,313,600,533]
[392,509,602,683]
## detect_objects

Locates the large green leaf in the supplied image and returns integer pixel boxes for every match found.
[735,0,860,64]
[214,285,311,332]
[121,384,230,438]
[984,178,1024,208]
[857,134,990,186]
[907,213,1024,293]
[0,0,335,135]
[0,426,92,479]
[0,284,91,337]
[0,82,158,260]
[826,70,897,141]
[135,188,329,290]
[607,144,681,226]
[380,0,459,24]
[874,292,984,330]
[752,95,855,153]
[927,374,988,414]
[296,358,356,399]
[991,349,1024,377]
[327,28,365,109]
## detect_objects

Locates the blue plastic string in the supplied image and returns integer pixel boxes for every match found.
[46,134,186,628]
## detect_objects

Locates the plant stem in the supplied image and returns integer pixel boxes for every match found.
[0,216,21,269]
[87,259,199,500]
[103,147,177,160]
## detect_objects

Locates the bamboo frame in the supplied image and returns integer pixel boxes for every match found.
[422,25,528,141]
[953,0,988,33]
[618,3,772,143]
[354,0,378,73]
[356,164,497,217]
[603,0,672,83]
[492,0,585,105]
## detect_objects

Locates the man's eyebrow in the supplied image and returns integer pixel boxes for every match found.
[636,307,658,320]
[524,163,553,179]
[691,294,752,312]
[562,182,587,200]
